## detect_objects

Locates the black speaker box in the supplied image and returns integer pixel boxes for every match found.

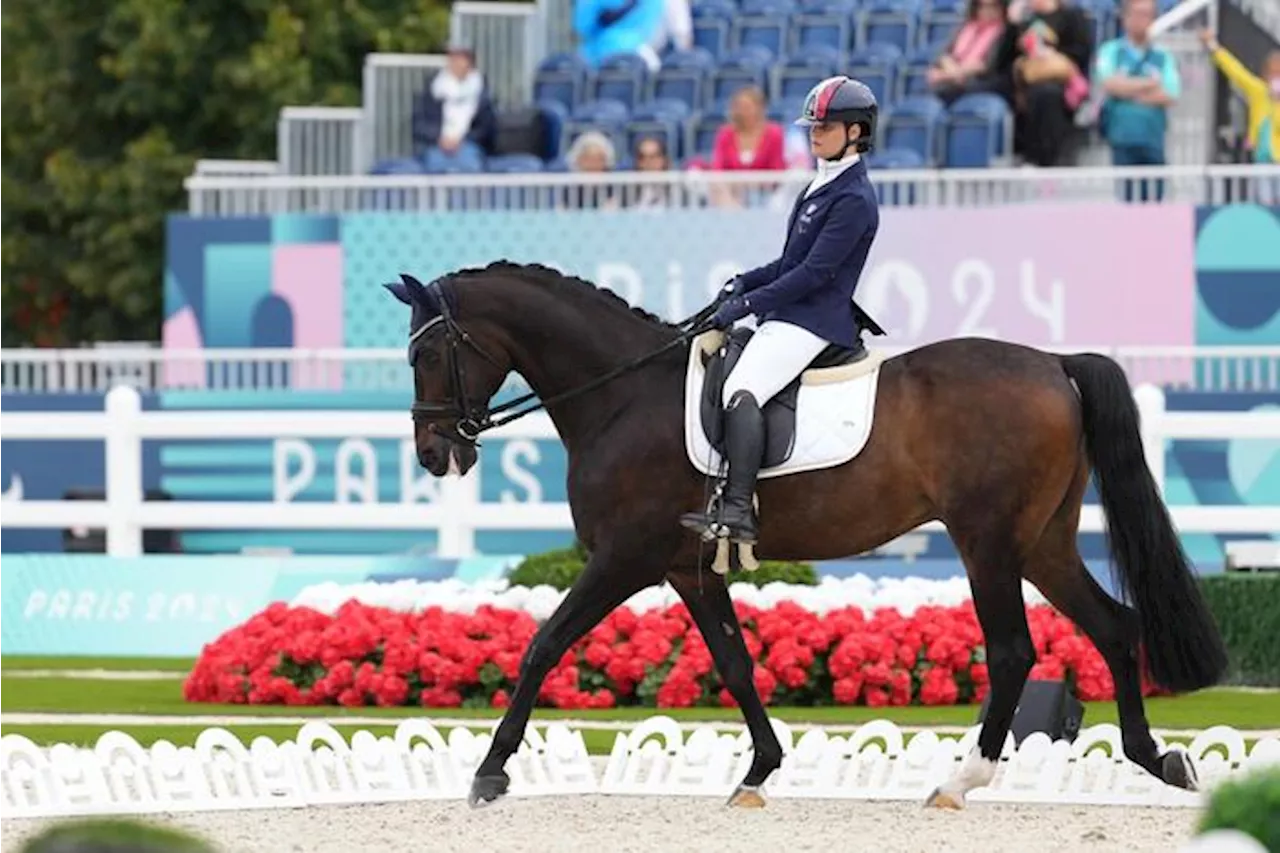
[976,678,1084,746]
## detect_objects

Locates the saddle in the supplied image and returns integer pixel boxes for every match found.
[699,328,869,470]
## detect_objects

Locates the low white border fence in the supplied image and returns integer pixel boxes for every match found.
[2,718,1277,818]
[1,385,1277,558]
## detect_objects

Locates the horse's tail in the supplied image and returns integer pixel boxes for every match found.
[1060,353,1227,692]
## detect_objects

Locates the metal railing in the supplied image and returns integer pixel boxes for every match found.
[276,106,365,176]
[5,346,1278,395]
[183,161,1280,215]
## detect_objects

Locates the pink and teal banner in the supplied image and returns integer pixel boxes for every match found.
[164,202,1280,355]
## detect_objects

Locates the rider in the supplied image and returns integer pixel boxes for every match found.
[681,76,882,546]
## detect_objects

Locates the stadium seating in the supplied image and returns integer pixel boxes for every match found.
[400,0,1147,176]
[881,94,946,165]
[942,92,1012,167]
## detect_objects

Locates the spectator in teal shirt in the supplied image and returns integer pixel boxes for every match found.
[1093,0,1180,201]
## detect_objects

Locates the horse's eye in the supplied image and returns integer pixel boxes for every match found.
[419,348,441,368]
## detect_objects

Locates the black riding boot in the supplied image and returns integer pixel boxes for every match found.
[682,390,765,542]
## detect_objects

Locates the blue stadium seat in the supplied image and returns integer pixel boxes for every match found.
[859,0,918,53]
[590,53,651,110]
[741,0,797,13]
[651,48,715,112]
[775,48,841,101]
[943,92,1011,167]
[867,146,926,169]
[486,154,546,173]
[900,43,942,99]
[562,98,632,156]
[847,42,904,106]
[767,96,807,123]
[732,13,791,61]
[708,48,773,109]
[627,100,691,160]
[686,109,727,160]
[881,94,945,164]
[922,0,964,12]
[533,52,590,112]
[369,157,426,175]
[920,9,961,47]
[692,3,735,60]
[788,8,854,59]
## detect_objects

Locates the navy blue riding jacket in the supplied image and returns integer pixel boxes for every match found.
[734,158,880,349]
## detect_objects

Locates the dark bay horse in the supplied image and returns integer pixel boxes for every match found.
[383,261,1227,810]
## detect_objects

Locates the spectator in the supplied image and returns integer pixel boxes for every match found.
[412,45,496,173]
[565,131,620,209]
[992,0,1094,167]
[1094,0,1179,201]
[928,0,1011,106]
[1199,29,1280,171]
[624,135,673,208]
[640,0,693,69]
[574,0,667,70]
[707,86,787,207]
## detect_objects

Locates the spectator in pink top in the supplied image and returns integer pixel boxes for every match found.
[707,86,787,206]
[928,0,1011,105]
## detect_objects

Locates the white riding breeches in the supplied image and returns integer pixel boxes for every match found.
[721,321,830,408]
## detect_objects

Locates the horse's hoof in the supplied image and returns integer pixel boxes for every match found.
[727,785,767,808]
[468,774,510,808]
[1161,749,1199,791]
[924,787,965,810]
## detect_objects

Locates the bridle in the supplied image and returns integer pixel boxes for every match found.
[407,278,717,448]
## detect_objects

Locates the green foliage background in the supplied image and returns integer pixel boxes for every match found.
[1,0,449,346]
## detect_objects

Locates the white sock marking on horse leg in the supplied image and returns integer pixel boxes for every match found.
[939,749,997,800]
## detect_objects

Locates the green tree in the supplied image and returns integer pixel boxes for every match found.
[1,0,449,346]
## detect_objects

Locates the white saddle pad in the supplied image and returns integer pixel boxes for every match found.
[683,330,884,479]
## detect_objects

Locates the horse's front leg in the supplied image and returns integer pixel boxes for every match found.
[469,542,666,807]
[667,569,784,807]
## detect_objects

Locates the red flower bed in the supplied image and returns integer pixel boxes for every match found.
[183,599,1166,710]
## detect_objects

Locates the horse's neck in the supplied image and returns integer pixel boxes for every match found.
[490,284,674,447]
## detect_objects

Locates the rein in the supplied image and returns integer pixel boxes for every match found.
[409,279,717,447]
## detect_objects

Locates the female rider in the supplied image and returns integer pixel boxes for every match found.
[681,76,883,546]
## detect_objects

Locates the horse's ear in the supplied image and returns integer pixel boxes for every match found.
[383,281,412,305]
[400,273,429,302]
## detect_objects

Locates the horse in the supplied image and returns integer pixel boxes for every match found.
[382,260,1227,810]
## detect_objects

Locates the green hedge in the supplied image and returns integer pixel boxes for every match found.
[1199,573,1280,687]
[506,542,818,590]
[1196,764,1280,852]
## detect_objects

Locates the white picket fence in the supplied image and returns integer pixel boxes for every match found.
[2,384,1278,558]
[4,345,1279,395]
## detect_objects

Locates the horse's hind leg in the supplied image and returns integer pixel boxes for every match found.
[667,570,785,807]
[469,542,666,807]
[1024,511,1196,789]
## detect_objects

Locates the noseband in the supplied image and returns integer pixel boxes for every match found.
[407,278,718,447]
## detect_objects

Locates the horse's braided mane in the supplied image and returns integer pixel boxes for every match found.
[446,260,679,329]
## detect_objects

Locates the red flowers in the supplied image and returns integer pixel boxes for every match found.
[184,598,1163,710]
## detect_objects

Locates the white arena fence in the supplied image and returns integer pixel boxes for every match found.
[183,162,1280,216]
[1,384,1277,559]
[3,718,1278,818]
[4,345,1279,395]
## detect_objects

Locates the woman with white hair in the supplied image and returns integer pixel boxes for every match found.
[564,131,619,209]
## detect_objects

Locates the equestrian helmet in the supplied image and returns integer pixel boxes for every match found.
[795,76,879,152]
